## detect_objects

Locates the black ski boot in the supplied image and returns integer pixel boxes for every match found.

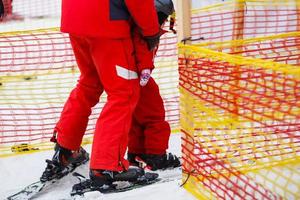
[128,152,181,171]
[40,143,89,182]
[71,167,159,195]
[90,167,146,186]
[127,153,147,167]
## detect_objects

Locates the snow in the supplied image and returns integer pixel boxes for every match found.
[0,133,197,200]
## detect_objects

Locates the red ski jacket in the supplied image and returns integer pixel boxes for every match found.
[61,0,159,38]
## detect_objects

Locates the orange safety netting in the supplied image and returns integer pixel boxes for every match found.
[195,32,300,66]
[179,32,300,199]
[191,0,300,42]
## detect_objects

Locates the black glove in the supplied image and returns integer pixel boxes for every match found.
[144,32,161,51]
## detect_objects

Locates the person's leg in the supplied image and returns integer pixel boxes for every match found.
[40,35,99,182]
[89,37,140,172]
[132,78,170,154]
[128,78,180,170]
[56,35,104,150]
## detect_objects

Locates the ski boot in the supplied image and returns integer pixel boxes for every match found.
[128,152,181,171]
[40,143,89,182]
[71,167,159,195]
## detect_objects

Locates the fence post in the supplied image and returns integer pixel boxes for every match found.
[176,0,191,43]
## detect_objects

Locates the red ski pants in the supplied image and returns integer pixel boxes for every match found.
[128,77,171,155]
[56,34,140,171]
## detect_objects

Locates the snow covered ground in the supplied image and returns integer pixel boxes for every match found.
[0,133,197,200]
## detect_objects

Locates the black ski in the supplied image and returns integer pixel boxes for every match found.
[55,171,181,200]
[70,171,162,197]
[6,159,89,200]
[7,180,54,200]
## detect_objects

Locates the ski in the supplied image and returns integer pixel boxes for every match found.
[69,169,182,199]
[63,178,181,200]
[7,154,181,199]
[58,173,181,200]
[7,180,54,200]
[6,158,89,200]
[70,171,164,197]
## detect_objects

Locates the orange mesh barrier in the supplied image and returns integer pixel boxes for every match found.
[191,0,300,42]
[195,32,300,66]
[0,28,178,156]
[179,33,300,199]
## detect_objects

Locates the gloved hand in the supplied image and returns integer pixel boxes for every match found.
[144,32,160,51]
[140,69,151,86]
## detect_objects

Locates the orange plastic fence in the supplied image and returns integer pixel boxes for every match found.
[179,33,300,199]
[191,0,300,42]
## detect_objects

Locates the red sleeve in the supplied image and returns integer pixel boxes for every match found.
[125,0,159,37]
[132,27,155,73]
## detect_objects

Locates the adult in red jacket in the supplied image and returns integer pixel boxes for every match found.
[128,0,180,171]
[41,0,161,188]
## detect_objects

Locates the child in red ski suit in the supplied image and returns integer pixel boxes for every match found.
[128,0,180,171]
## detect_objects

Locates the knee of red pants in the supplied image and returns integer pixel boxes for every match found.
[55,118,87,151]
[73,82,103,109]
[55,85,102,151]
[134,87,166,124]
